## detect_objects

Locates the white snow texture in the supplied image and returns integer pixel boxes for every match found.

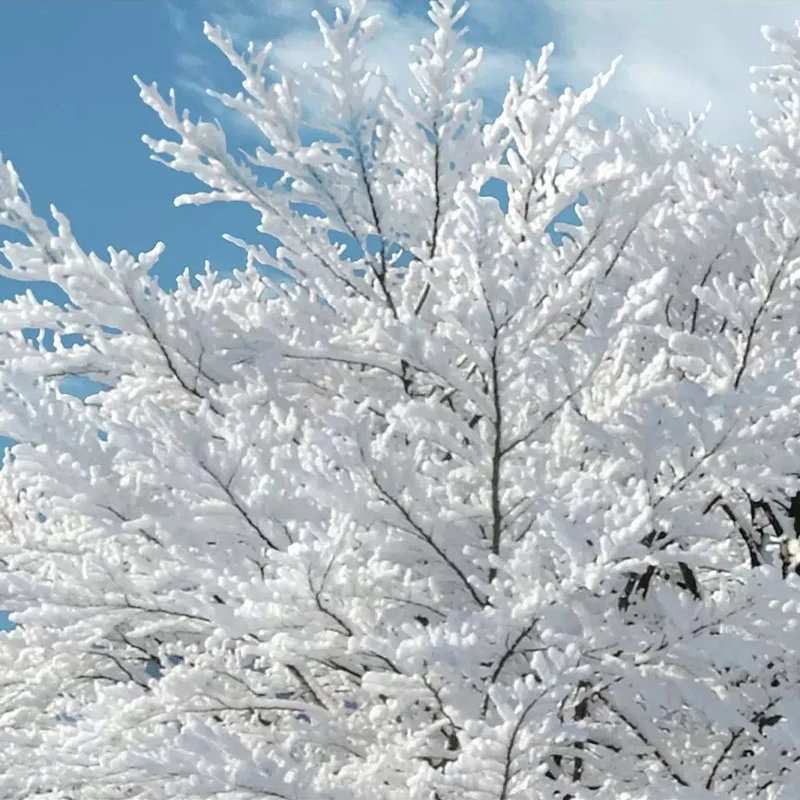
[0,2,800,798]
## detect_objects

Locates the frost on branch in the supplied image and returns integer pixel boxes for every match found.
[2,1,800,799]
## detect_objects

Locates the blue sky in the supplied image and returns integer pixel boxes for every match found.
[1,0,798,295]
[0,1,257,289]
[1,0,799,633]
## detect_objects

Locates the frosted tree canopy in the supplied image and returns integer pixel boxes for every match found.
[1,1,800,798]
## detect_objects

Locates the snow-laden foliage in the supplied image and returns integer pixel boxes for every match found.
[1,2,800,797]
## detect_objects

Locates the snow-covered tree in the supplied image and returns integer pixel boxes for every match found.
[2,1,800,797]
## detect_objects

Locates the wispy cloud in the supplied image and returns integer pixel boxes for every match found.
[203,0,328,48]
[164,0,188,36]
[540,0,800,145]
[165,0,527,137]
[267,0,525,102]
[164,0,800,148]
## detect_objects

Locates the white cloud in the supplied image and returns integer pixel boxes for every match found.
[165,0,526,140]
[267,0,525,106]
[166,0,800,147]
[204,0,326,48]
[165,0,188,35]
[267,0,421,86]
[541,0,800,145]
